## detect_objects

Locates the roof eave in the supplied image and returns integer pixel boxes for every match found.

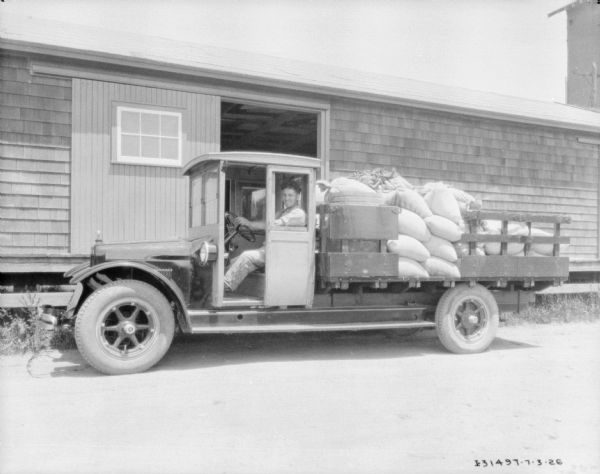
[2,38,599,135]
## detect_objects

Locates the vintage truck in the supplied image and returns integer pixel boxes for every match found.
[60,152,570,374]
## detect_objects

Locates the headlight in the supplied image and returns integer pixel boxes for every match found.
[198,241,217,266]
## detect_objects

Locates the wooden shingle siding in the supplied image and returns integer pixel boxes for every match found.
[330,99,600,261]
[0,53,71,257]
[70,79,219,254]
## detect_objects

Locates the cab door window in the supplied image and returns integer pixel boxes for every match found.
[272,173,308,230]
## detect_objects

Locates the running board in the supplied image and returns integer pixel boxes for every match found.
[187,306,434,334]
[189,320,435,334]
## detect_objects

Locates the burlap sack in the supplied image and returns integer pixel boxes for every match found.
[530,227,554,256]
[424,187,462,225]
[424,235,458,262]
[387,235,430,262]
[482,221,528,255]
[397,257,430,278]
[319,177,380,205]
[425,215,463,242]
[396,209,431,242]
[423,257,461,279]
[395,189,433,218]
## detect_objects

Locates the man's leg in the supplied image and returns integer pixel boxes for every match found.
[224,248,265,292]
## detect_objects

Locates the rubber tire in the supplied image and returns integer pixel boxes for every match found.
[75,280,175,375]
[435,283,499,354]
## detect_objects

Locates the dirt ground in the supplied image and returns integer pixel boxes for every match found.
[1,322,599,474]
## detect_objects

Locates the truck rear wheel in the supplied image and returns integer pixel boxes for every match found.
[74,280,175,375]
[435,284,499,354]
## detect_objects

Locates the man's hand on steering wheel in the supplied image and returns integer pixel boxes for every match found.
[224,212,256,244]
[233,216,252,229]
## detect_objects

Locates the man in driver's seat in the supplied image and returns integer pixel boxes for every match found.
[224,180,306,293]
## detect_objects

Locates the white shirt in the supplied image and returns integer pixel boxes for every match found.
[274,206,306,227]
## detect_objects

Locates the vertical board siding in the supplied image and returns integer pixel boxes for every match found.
[71,79,219,254]
[330,99,600,261]
[0,54,71,256]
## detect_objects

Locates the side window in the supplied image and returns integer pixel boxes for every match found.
[190,170,219,227]
[273,173,308,229]
[115,106,182,167]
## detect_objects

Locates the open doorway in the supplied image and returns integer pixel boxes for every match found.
[221,101,318,157]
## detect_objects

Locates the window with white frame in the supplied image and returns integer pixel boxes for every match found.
[116,106,182,166]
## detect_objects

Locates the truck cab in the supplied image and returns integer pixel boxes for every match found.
[184,152,317,308]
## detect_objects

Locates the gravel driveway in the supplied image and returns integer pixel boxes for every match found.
[1,322,599,474]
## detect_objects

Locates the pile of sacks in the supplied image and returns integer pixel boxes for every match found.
[317,171,482,279]
[317,170,563,280]
[478,220,565,256]
[384,184,465,279]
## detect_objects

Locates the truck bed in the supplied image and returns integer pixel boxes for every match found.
[317,205,571,289]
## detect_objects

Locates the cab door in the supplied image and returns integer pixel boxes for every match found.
[264,166,315,307]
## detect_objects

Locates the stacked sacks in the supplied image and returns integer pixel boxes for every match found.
[481,220,528,256]
[387,233,430,278]
[420,185,463,278]
[385,190,434,278]
[480,224,569,257]
[321,171,491,279]
[376,174,471,279]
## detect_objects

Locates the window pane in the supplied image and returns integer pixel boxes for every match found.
[121,111,139,134]
[204,172,219,225]
[273,173,308,228]
[121,134,139,157]
[141,113,160,135]
[161,138,179,160]
[141,136,160,158]
[161,115,179,137]
[191,176,203,227]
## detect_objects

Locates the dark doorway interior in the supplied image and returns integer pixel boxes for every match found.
[221,101,318,157]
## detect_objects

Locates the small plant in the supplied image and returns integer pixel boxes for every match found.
[502,293,600,325]
[0,298,76,355]
[0,305,48,355]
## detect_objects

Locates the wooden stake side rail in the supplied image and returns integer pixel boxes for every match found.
[463,211,572,224]
[460,234,570,244]
[462,210,571,258]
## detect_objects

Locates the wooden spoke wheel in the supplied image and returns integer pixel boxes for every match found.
[435,284,499,354]
[75,280,175,375]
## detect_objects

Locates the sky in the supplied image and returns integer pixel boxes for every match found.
[1,0,570,102]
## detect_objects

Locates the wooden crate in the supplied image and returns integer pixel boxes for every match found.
[319,204,398,241]
[319,252,399,279]
[317,203,399,282]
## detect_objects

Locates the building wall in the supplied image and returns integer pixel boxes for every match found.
[329,98,599,261]
[70,79,220,254]
[0,53,72,256]
[566,2,600,108]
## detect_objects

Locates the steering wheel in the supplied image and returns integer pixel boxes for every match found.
[225,212,256,245]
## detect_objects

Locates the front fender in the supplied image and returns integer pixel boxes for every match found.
[68,260,190,332]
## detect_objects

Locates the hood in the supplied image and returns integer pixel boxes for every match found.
[94,239,194,262]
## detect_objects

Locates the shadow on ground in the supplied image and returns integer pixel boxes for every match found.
[27,329,538,378]
[158,329,538,372]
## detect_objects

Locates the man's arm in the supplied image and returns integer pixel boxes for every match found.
[274,208,306,227]
[234,216,265,231]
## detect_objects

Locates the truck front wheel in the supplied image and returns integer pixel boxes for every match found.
[435,284,499,354]
[74,280,175,375]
